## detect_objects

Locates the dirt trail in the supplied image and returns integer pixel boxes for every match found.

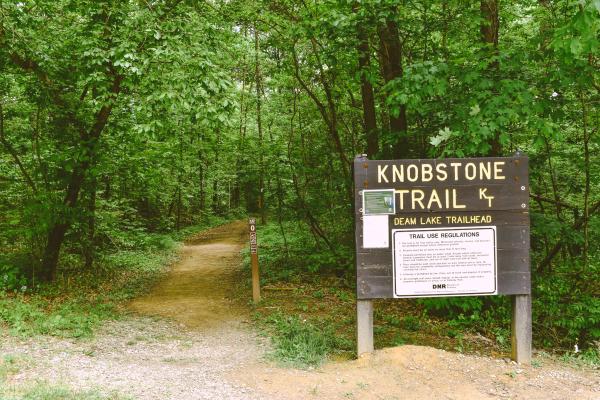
[129,220,247,329]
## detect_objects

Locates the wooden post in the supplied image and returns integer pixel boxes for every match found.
[511,294,532,364]
[249,218,261,303]
[357,299,374,356]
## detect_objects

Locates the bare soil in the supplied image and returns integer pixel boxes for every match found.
[2,221,598,400]
[129,221,248,330]
[235,346,599,400]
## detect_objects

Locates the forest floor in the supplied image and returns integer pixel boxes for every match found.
[1,221,599,399]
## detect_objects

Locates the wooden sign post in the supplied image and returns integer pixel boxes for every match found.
[249,217,261,303]
[354,153,531,363]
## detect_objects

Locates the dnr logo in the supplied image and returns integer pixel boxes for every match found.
[432,284,447,289]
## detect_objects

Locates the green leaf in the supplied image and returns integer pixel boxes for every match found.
[570,38,583,55]
[429,127,452,147]
[469,104,481,116]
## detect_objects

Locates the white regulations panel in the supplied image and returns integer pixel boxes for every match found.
[392,227,497,298]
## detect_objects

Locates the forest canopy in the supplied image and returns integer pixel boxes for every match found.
[0,0,598,350]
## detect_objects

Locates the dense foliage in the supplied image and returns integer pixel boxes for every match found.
[1,0,598,351]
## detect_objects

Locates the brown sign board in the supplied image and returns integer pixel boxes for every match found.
[248,217,260,302]
[354,154,530,299]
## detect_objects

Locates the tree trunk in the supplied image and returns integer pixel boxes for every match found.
[378,15,409,158]
[354,5,378,157]
[580,93,590,265]
[41,163,88,281]
[480,0,502,156]
[41,223,69,281]
[40,74,122,281]
[480,0,499,63]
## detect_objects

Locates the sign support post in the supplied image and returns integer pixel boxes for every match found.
[511,294,532,363]
[249,218,261,303]
[357,299,374,356]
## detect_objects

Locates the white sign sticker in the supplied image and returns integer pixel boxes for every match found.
[392,227,497,298]
[362,215,389,248]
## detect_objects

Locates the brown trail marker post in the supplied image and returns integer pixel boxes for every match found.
[353,153,531,363]
[249,217,261,303]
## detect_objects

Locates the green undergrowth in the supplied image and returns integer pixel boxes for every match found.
[0,215,229,339]
[242,219,600,368]
[242,220,512,366]
[241,220,353,285]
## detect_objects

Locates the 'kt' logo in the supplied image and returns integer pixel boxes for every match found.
[479,188,494,207]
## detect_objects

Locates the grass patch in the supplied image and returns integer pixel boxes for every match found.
[0,354,24,383]
[0,382,132,400]
[0,295,115,338]
[262,313,333,367]
[0,216,230,339]
[559,348,600,368]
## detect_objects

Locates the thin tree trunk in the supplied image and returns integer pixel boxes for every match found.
[441,1,449,61]
[177,127,183,230]
[580,93,590,265]
[84,175,97,269]
[544,138,564,223]
[291,43,352,209]
[310,38,351,174]
[212,136,220,215]
[198,154,205,212]
[232,25,249,209]
[254,23,266,224]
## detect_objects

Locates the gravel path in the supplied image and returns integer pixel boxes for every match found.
[4,317,269,399]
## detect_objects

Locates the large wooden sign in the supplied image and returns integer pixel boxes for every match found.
[354,154,530,299]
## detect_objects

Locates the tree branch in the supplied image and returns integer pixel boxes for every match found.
[538,199,600,271]
[530,193,577,211]
[0,103,38,194]
[291,44,330,126]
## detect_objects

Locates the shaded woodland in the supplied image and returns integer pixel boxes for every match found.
[0,1,598,350]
